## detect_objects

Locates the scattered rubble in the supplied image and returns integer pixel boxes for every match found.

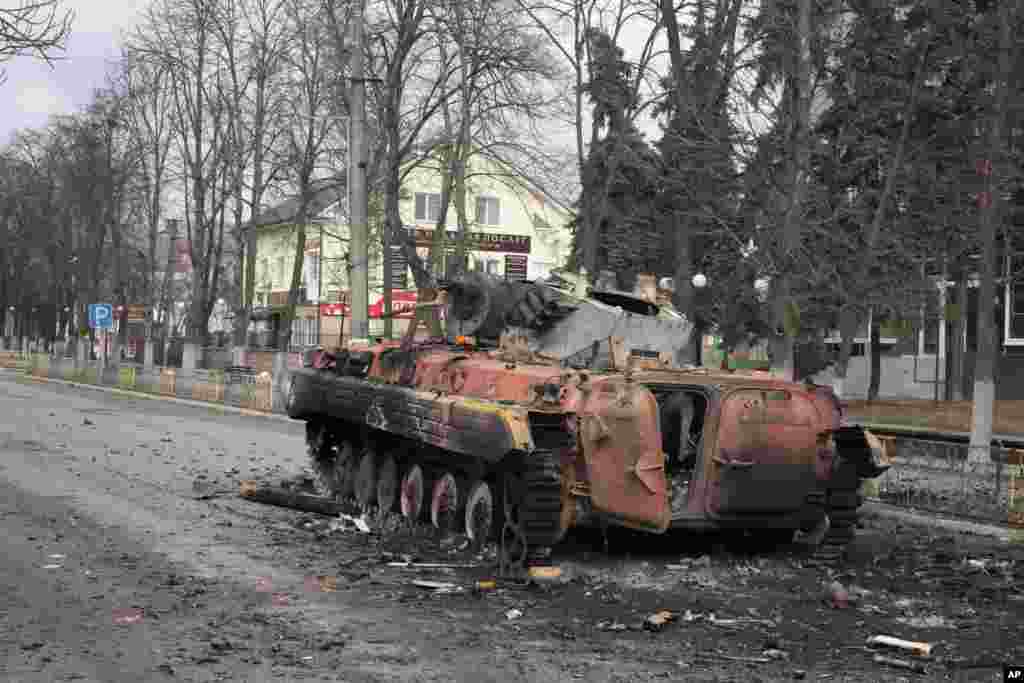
[412,580,460,593]
[866,635,933,658]
[828,580,850,608]
[894,615,954,629]
[872,654,928,673]
[643,611,676,631]
[708,613,776,628]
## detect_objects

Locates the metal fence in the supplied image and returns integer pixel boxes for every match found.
[866,433,1023,526]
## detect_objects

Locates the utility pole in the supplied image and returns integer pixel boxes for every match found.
[348,0,370,346]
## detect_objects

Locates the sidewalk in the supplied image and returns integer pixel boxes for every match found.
[0,369,296,425]
[861,500,1017,543]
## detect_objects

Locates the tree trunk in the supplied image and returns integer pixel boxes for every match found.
[833,306,861,399]
[232,192,247,348]
[969,0,1016,463]
[572,3,588,275]
[769,0,813,382]
[452,155,470,277]
[244,147,265,350]
[382,141,402,341]
[945,269,966,401]
[146,166,162,346]
[280,222,307,352]
[867,313,881,401]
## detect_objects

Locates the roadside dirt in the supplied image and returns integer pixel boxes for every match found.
[3,375,1022,682]
[227,471,1024,683]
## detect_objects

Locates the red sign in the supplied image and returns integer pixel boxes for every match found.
[320,302,347,317]
[320,291,419,319]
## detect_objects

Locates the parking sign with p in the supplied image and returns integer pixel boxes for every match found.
[88,303,114,329]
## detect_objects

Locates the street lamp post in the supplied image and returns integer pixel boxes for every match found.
[318,223,323,347]
[691,273,707,366]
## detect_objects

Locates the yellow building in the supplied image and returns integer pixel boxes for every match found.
[248,152,574,349]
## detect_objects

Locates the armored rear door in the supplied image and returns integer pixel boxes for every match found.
[706,387,819,515]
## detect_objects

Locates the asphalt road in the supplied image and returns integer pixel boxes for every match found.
[1,373,1022,683]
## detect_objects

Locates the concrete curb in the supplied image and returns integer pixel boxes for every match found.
[1,369,298,425]
[862,500,1016,543]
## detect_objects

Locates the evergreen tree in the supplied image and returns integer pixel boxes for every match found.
[571,29,662,290]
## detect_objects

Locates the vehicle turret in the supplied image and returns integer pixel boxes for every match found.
[442,269,695,369]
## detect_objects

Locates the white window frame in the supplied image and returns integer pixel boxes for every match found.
[823,308,900,346]
[1006,252,1024,345]
[476,195,501,226]
[414,192,442,222]
[291,317,317,348]
[916,282,947,359]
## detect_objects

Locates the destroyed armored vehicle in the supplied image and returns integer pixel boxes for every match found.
[285,270,891,564]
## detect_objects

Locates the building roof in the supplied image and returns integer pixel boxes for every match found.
[249,175,347,229]
[251,147,575,232]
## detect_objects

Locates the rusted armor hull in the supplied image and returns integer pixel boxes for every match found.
[286,343,889,541]
[284,271,890,562]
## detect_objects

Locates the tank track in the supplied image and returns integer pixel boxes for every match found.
[499,448,565,577]
[514,448,566,548]
[810,477,864,564]
[304,420,566,557]
[305,421,346,500]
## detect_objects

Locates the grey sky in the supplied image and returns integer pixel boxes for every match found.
[1,0,145,145]
[1,1,672,153]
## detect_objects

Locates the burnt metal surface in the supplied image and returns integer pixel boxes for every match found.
[440,271,695,363]
[289,367,525,462]
[831,426,892,478]
[705,387,821,516]
[287,292,890,545]
[579,379,670,532]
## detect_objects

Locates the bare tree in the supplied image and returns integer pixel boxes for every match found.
[210,0,254,348]
[969,0,1020,462]
[276,0,339,350]
[0,0,73,85]
[132,0,236,346]
[516,0,661,281]
[238,0,291,347]
[116,45,175,344]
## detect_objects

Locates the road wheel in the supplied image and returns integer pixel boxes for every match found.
[400,464,426,521]
[335,441,357,500]
[430,472,460,532]
[307,422,336,496]
[354,447,378,509]
[376,454,399,514]
[464,480,494,545]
